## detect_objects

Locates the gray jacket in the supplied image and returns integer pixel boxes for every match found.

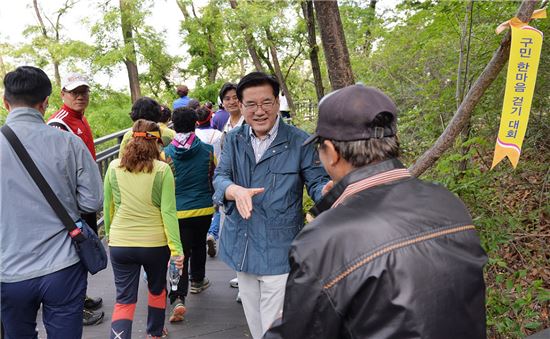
[0,107,103,283]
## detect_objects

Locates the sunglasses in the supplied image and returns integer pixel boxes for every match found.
[132,131,162,143]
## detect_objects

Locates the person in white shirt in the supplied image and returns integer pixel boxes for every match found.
[218,82,245,300]
[195,106,223,161]
[278,92,290,122]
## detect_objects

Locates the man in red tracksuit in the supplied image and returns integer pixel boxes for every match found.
[47,73,104,326]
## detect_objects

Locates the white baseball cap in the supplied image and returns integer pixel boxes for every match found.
[62,73,90,91]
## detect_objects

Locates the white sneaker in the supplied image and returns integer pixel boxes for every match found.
[236,292,242,304]
[229,277,238,288]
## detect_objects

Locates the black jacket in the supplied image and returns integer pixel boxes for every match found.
[265,159,487,339]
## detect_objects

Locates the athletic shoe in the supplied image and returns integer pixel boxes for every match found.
[206,234,217,257]
[147,327,168,338]
[83,309,104,326]
[229,277,238,288]
[84,295,103,311]
[169,300,186,323]
[190,278,211,294]
[236,292,242,304]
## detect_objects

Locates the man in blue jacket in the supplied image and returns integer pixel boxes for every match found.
[173,84,192,109]
[213,72,330,339]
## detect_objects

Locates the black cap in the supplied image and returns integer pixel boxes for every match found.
[303,85,398,145]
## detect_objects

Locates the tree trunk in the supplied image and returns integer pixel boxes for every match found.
[257,47,276,75]
[457,0,474,173]
[175,0,189,19]
[313,0,355,90]
[229,0,264,72]
[363,0,377,55]
[207,35,218,83]
[0,55,6,79]
[53,62,61,87]
[265,29,295,113]
[301,0,324,102]
[409,0,538,177]
[33,0,62,86]
[120,0,141,103]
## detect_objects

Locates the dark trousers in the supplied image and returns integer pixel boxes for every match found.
[0,263,87,339]
[169,215,212,303]
[109,246,170,338]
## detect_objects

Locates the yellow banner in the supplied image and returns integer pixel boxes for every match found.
[491,14,545,169]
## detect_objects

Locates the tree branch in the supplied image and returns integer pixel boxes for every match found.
[284,46,304,82]
[409,0,539,177]
[33,0,49,37]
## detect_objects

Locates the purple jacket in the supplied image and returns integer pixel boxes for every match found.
[211,109,229,131]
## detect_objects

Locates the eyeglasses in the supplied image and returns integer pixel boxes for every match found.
[64,89,90,97]
[243,101,275,113]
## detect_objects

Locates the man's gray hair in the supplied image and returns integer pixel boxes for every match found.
[331,136,399,168]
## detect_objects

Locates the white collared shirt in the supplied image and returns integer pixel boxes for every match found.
[223,115,245,133]
[249,116,280,163]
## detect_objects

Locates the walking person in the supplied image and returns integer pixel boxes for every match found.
[164,107,216,322]
[119,97,173,157]
[103,119,184,338]
[173,85,192,109]
[47,72,105,325]
[194,106,223,257]
[216,82,246,295]
[158,104,176,146]
[211,102,229,132]
[278,92,291,123]
[265,85,487,339]
[213,72,330,339]
[1,66,103,338]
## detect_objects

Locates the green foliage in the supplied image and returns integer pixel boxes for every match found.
[85,87,133,138]
[2,1,548,337]
[91,0,180,98]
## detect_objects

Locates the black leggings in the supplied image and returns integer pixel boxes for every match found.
[169,215,212,302]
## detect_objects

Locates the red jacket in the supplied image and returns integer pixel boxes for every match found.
[47,104,96,160]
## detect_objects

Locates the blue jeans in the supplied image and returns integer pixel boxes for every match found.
[207,210,220,240]
[1,262,87,339]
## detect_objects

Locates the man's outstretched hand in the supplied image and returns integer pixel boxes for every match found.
[226,184,265,219]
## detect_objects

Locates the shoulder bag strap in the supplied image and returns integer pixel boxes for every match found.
[1,125,84,240]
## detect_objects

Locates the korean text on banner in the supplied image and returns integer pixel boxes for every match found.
[491,11,545,169]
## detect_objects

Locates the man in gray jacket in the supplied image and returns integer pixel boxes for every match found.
[0,66,103,338]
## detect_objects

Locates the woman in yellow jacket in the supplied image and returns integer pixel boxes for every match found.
[104,119,183,339]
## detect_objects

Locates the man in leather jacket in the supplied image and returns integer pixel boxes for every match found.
[264,85,488,339]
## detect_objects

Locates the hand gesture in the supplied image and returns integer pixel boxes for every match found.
[226,184,265,219]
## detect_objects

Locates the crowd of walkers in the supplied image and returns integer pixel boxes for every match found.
[1,65,488,339]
